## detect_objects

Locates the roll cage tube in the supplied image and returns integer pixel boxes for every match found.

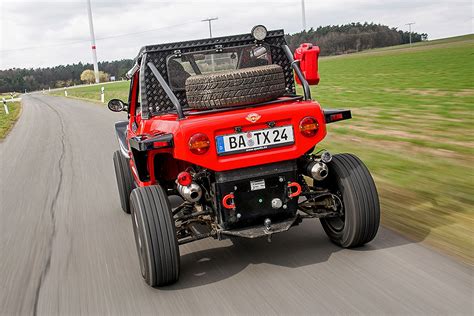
[282,44,311,101]
[129,72,140,124]
[147,61,185,119]
[186,55,202,75]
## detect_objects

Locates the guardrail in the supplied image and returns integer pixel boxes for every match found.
[2,97,22,115]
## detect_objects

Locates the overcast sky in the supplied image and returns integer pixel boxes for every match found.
[0,0,472,69]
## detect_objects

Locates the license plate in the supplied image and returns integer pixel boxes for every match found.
[216,126,294,155]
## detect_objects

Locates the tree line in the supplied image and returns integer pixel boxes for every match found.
[285,22,428,55]
[0,59,133,93]
[0,22,427,93]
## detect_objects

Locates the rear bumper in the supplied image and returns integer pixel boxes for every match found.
[218,216,299,239]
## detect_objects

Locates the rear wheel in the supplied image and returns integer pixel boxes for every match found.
[113,150,134,213]
[320,153,380,247]
[130,185,180,287]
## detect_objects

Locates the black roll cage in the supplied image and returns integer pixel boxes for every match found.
[128,29,312,120]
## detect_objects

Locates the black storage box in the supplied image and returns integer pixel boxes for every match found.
[215,160,298,229]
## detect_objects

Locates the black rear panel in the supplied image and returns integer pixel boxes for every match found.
[215,160,298,229]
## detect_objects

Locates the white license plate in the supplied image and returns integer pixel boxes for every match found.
[216,126,294,155]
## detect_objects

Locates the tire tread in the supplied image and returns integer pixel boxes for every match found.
[185,65,287,109]
[321,153,380,247]
[113,151,134,213]
[130,185,179,286]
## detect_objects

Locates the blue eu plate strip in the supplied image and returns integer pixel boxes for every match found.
[216,136,225,153]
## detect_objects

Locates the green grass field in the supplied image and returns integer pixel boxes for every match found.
[0,101,21,140]
[315,35,474,263]
[49,35,474,263]
[50,81,129,104]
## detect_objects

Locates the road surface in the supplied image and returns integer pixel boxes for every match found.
[0,94,472,315]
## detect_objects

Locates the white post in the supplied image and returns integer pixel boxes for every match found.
[43,89,45,94]
[3,98,9,115]
[100,86,105,103]
[49,87,51,92]
[86,0,100,83]
[10,93,14,100]
[65,89,68,97]
[301,0,307,31]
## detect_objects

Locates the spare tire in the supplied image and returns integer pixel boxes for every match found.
[185,64,287,109]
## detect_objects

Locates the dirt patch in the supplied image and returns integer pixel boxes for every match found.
[453,89,474,97]
[384,88,448,97]
[342,124,474,150]
[332,133,472,161]
[405,88,449,97]
[384,88,474,98]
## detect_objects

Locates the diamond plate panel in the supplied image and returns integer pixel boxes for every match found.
[137,30,295,117]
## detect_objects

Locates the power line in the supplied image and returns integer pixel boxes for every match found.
[405,22,415,46]
[201,17,218,38]
[0,20,200,53]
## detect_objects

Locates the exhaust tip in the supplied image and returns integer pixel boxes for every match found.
[310,162,329,181]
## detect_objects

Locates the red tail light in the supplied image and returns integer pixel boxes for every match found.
[177,171,192,186]
[189,133,210,155]
[299,117,319,137]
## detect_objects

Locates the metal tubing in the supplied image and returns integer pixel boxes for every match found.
[178,232,212,245]
[282,45,311,100]
[147,62,185,119]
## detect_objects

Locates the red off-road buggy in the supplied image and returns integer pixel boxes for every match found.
[109,26,380,287]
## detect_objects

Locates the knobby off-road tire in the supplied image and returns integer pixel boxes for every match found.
[130,185,180,287]
[113,150,134,214]
[320,154,380,247]
[185,64,287,109]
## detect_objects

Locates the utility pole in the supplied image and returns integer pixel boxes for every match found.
[86,0,100,83]
[301,0,307,31]
[406,22,415,46]
[202,17,218,38]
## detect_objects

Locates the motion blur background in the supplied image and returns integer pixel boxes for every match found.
[0,1,472,314]
[1,0,473,263]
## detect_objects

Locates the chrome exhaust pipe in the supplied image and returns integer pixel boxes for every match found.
[307,161,329,181]
[177,182,203,203]
[299,151,331,181]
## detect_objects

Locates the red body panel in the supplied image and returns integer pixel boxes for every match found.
[125,73,327,186]
[130,100,326,173]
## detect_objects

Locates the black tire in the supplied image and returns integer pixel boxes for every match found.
[185,64,287,109]
[320,154,380,247]
[113,150,134,214]
[130,185,180,287]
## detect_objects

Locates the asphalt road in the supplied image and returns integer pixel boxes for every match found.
[0,94,472,315]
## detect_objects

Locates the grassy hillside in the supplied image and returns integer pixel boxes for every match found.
[49,35,474,263]
[315,34,473,263]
